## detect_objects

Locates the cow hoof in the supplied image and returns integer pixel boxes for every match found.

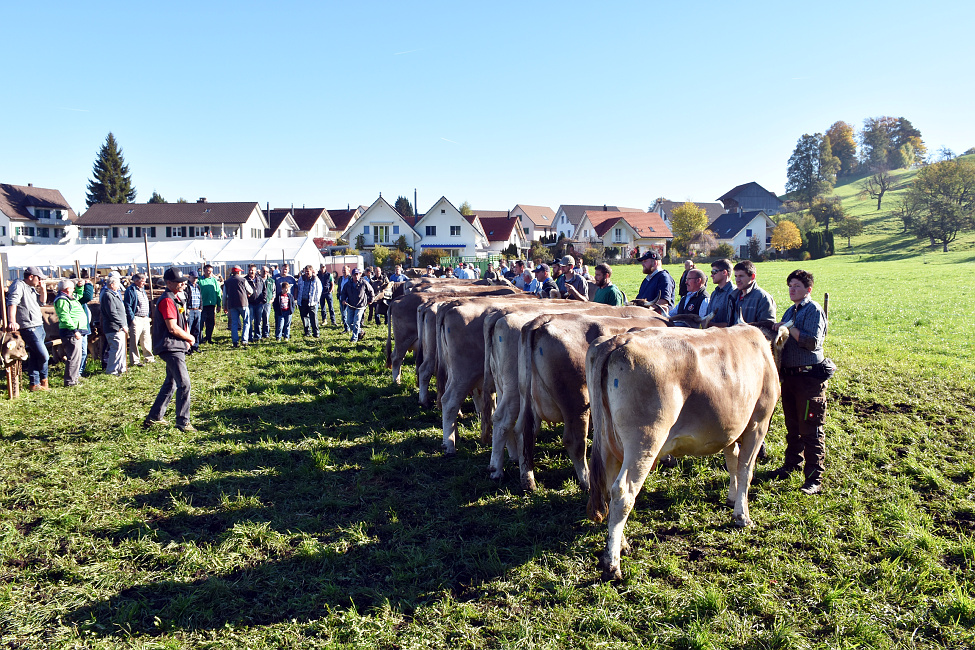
[443,449,457,458]
[600,565,623,582]
[726,498,736,508]
[732,514,753,528]
[521,474,537,492]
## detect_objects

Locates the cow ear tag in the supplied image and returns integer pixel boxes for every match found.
[614,378,619,388]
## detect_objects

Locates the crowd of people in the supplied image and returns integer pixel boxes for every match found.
[5,253,830,494]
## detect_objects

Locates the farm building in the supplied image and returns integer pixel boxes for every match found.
[708,210,776,258]
[716,182,783,215]
[72,200,269,242]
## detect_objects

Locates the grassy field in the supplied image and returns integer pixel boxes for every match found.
[2,253,975,648]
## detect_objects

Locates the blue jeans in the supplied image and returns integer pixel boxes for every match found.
[260,303,271,338]
[20,324,49,386]
[276,312,293,340]
[248,304,264,342]
[229,307,249,345]
[340,304,349,331]
[321,293,336,324]
[79,333,89,374]
[344,306,365,341]
[185,309,202,349]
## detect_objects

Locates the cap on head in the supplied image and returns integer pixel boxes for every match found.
[352,268,362,274]
[231,265,243,273]
[637,250,661,262]
[535,263,550,273]
[164,267,187,283]
[24,265,47,280]
[188,270,198,278]
[560,255,574,267]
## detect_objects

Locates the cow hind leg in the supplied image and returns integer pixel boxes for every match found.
[730,425,763,528]
[600,456,654,582]
[562,413,591,492]
[519,410,542,492]
[723,443,740,508]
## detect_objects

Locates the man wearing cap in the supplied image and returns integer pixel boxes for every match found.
[7,266,50,390]
[101,273,128,376]
[423,265,435,278]
[197,264,222,345]
[556,255,587,299]
[533,264,559,298]
[185,270,203,353]
[124,273,155,366]
[145,267,197,433]
[635,250,675,309]
[340,268,375,343]
[223,265,255,348]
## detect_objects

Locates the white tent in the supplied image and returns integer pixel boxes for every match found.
[0,236,338,281]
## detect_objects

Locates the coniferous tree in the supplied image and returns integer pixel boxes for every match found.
[86,133,136,207]
[148,191,167,204]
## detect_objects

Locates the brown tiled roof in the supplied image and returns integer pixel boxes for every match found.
[291,208,334,231]
[263,208,293,233]
[328,208,359,232]
[477,216,519,242]
[588,211,672,239]
[0,183,77,222]
[558,204,620,227]
[76,202,260,226]
[512,204,555,226]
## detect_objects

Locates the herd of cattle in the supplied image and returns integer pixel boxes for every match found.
[381,276,792,580]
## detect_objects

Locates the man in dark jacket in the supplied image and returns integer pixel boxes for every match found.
[318,264,336,326]
[145,267,197,433]
[340,268,375,343]
[246,265,267,343]
[101,273,128,375]
[223,266,255,347]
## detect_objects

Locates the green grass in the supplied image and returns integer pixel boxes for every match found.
[2,256,975,647]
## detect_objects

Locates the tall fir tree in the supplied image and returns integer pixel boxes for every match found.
[85,132,136,207]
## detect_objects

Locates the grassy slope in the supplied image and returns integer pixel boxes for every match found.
[798,154,975,257]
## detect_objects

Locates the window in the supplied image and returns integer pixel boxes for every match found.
[746,229,753,237]
[38,228,50,238]
[127,227,134,238]
[55,210,62,219]
[147,227,156,238]
[126,209,134,214]
[450,226,461,236]
[441,209,446,214]
[112,227,119,238]
[135,227,142,237]
[166,227,172,237]
[36,209,50,219]
[53,228,64,238]
[614,228,622,241]
[0,226,5,236]
[373,225,390,243]
[393,225,399,235]
[425,226,436,236]
[524,227,529,235]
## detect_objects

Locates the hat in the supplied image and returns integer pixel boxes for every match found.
[231,265,243,272]
[637,250,661,262]
[188,269,198,278]
[164,267,188,282]
[426,265,433,269]
[560,255,575,266]
[352,267,362,274]
[24,266,47,280]
[535,263,550,273]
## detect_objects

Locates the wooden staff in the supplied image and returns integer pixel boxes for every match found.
[74,260,81,281]
[144,233,154,302]
[0,254,19,399]
[823,292,829,319]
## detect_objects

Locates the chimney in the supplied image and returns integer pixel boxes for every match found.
[197,197,207,203]
[266,201,269,213]
[28,183,33,187]
[603,204,607,211]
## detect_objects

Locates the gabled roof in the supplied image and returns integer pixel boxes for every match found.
[291,208,335,231]
[653,200,726,224]
[345,196,421,240]
[477,215,520,242]
[327,207,360,232]
[76,202,262,226]
[557,204,620,227]
[512,204,555,226]
[0,183,77,222]
[716,182,781,204]
[263,208,293,233]
[708,211,771,239]
[585,211,673,240]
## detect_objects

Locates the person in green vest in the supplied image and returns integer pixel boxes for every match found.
[197,264,222,344]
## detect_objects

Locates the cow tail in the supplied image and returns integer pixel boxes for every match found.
[480,315,498,445]
[414,306,425,370]
[385,312,393,369]
[586,341,612,523]
[435,308,448,410]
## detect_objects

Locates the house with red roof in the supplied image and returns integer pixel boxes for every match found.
[473,210,528,253]
[0,182,77,245]
[574,210,673,259]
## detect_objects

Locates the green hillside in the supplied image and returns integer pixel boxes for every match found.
[787,154,975,258]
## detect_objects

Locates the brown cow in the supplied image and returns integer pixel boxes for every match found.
[585,323,790,580]
[492,308,668,491]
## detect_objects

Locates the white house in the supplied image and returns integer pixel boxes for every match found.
[509,204,556,241]
[413,197,487,258]
[0,183,77,246]
[291,208,335,240]
[473,211,529,254]
[73,200,269,242]
[263,208,301,238]
[342,196,421,251]
[708,210,777,258]
[327,206,365,241]
[574,211,673,259]
[554,204,637,240]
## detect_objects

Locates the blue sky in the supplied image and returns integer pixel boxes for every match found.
[3,0,972,215]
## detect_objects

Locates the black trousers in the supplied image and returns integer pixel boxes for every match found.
[781,374,828,484]
[202,305,217,343]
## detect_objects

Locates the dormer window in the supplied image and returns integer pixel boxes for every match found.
[204,208,211,213]
[126,209,134,214]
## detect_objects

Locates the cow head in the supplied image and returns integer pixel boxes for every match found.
[750,320,793,369]
[1,331,29,367]
[669,312,714,329]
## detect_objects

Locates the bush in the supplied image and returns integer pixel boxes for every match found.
[580,249,600,266]
[388,250,407,267]
[417,248,449,268]
[714,243,736,259]
[800,251,812,261]
[372,244,391,268]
